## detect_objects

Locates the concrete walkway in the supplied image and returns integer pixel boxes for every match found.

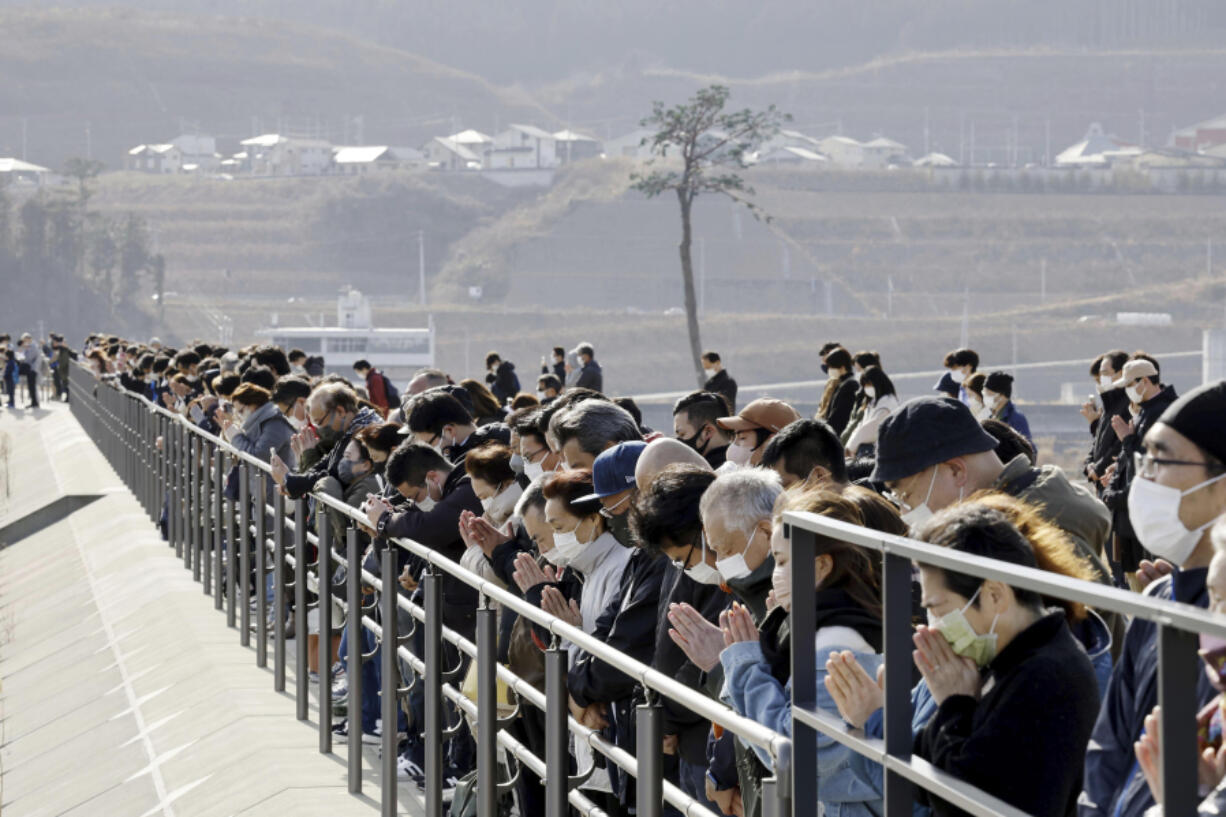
[0,403,424,816]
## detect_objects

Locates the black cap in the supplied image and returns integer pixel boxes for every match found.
[1157,380,1226,466]
[871,396,1000,483]
[984,372,1014,399]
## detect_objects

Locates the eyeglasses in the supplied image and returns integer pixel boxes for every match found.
[521,447,548,463]
[1133,450,1225,480]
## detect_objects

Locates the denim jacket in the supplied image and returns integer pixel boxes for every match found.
[721,626,886,817]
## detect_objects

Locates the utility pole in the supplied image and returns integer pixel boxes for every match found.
[418,229,427,305]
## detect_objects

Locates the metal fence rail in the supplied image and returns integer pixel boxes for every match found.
[67,363,793,817]
[783,510,1226,817]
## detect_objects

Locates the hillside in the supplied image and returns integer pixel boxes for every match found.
[0,7,551,170]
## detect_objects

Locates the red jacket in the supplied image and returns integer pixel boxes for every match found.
[365,369,389,413]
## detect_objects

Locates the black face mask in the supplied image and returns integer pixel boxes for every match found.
[820,363,829,375]
[677,427,707,453]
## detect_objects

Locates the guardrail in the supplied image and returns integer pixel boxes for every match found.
[783,510,1226,817]
[67,362,793,817]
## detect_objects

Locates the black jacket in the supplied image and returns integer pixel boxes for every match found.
[541,359,566,381]
[376,465,483,634]
[1086,387,1130,486]
[918,611,1099,817]
[485,361,520,405]
[703,369,738,414]
[822,373,860,436]
[575,359,603,393]
[446,423,511,470]
[703,443,728,470]
[1101,384,1178,570]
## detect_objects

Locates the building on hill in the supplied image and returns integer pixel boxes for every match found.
[0,158,51,187]
[1055,123,1138,168]
[914,152,958,168]
[753,145,828,166]
[126,134,218,174]
[487,125,558,169]
[862,137,910,168]
[240,134,333,176]
[423,137,481,170]
[332,145,421,175]
[449,129,494,154]
[1171,113,1226,153]
[817,135,866,167]
[553,129,602,163]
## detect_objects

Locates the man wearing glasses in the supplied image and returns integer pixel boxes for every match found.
[1100,357,1179,589]
[1082,380,1226,817]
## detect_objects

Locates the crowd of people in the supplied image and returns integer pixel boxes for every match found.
[0,332,75,408]
[55,331,1226,817]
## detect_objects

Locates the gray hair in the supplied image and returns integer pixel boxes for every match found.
[700,468,783,534]
[548,400,641,456]
[309,382,357,414]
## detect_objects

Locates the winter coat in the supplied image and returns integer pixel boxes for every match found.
[231,401,298,499]
[364,369,390,412]
[722,625,885,817]
[1081,568,1215,817]
[703,369,739,414]
[1086,387,1130,488]
[844,393,900,454]
[918,611,1099,817]
[993,399,1033,444]
[376,465,484,637]
[1101,385,1178,571]
[822,373,861,436]
[575,359,603,393]
[485,360,521,405]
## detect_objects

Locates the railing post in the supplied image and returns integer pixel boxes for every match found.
[544,647,569,817]
[636,692,663,817]
[188,434,198,575]
[882,551,916,817]
[1158,624,1199,817]
[172,422,183,558]
[787,523,818,815]
[225,484,237,628]
[295,498,309,720]
[318,519,333,754]
[423,567,443,817]
[381,547,399,817]
[346,527,363,794]
[476,601,498,817]
[239,463,252,647]
[213,450,224,608]
[274,490,287,692]
[255,469,268,666]
[201,441,213,595]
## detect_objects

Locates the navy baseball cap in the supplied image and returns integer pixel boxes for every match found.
[870,396,999,484]
[576,441,647,502]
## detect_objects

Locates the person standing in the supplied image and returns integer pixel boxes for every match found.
[18,333,43,408]
[983,372,1032,445]
[701,351,738,413]
[53,334,74,402]
[573,343,603,393]
[3,348,18,408]
[484,351,520,405]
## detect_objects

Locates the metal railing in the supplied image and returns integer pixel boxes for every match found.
[783,510,1226,817]
[67,362,793,817]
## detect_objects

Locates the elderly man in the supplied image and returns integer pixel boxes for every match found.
[547,399,642,470]
[270,383,380,498]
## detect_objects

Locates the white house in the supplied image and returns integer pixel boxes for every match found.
[449,129,494,154]
[861,137,909,168]
[487,125,558,169]
[333,146,406,175]
[817,135,865,167]
[0,158,51,187]
[1055,124,1136,168]
[754,146,828,167]
[423,137,481,170]
[126,144,181,173]
[240,134,334,176]
[913,152,958,168]
[603,128,657,160]
[553,129,602,163]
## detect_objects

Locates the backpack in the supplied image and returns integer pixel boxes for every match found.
[381,372,400,408]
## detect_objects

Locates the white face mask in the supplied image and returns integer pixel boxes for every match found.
[984,392,1003,412]
[771,562,792,611]
[535,390,547,401]
[1099,374,1115,390]
[715,525,760,582]
[1128,473,1226,565]
[863,386,876,400]
[703,367,716,378]
[950,369,966,385]
[1126,384,1144,404]
[900,467,941,531]
[287,414,305,431]
[524,460,545,481]
[681,533,725,586]
[927,586,999,667]
[550,519,591,567]
[509,453,525,475]
[726,442,754,467]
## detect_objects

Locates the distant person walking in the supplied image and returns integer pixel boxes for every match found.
[701,351,738,413]
[18,333,43,408]
[573,342,603,393]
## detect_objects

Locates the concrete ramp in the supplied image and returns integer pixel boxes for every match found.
[0,404,422,816]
